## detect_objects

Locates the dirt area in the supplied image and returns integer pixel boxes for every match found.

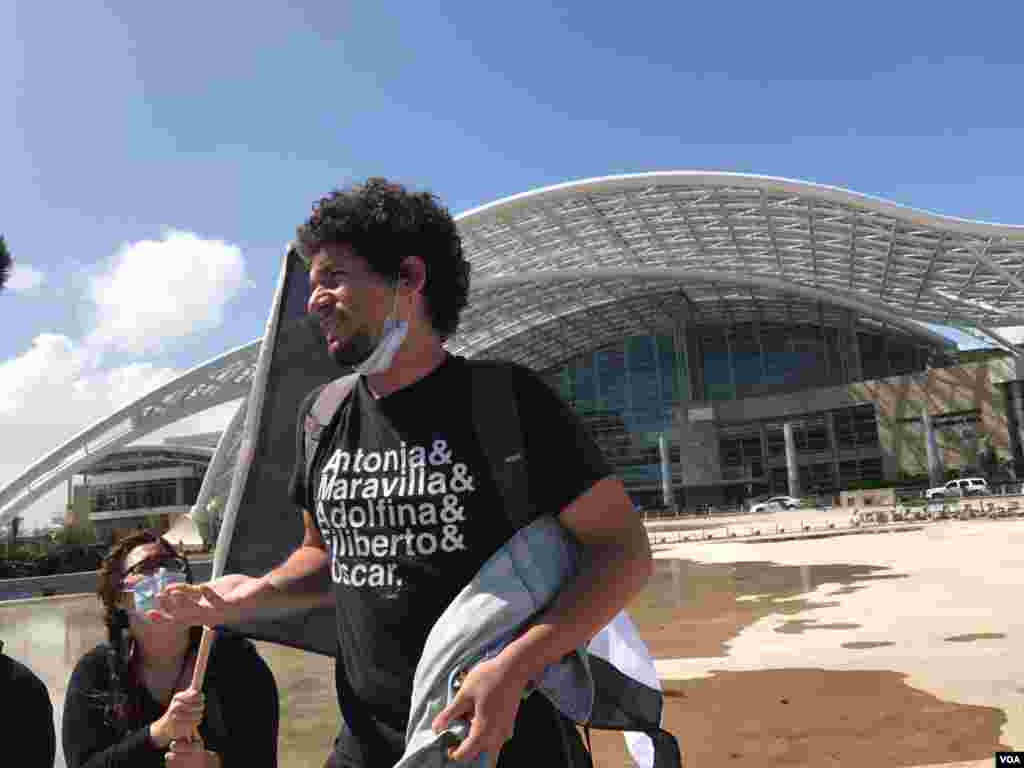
[586,668,1010,768]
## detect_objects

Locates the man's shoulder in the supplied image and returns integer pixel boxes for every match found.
[1,652,46,688]
[1,654,53,717]
[459,357,543,387]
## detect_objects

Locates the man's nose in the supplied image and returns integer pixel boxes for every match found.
[308,286,334,315]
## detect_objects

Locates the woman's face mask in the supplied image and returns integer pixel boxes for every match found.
[123,567,188,618]
[120,551,190,620]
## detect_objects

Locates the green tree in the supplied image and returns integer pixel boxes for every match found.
[0,235,11,292]
[194,496,224,551]
[54,518,98,548]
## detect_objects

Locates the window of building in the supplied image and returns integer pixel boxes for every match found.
[731,326,762,395]
[701,330,735,401]
[859,333,888,380]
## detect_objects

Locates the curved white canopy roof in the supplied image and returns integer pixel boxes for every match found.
[5,172,1023,524]
[450,172,1024,367]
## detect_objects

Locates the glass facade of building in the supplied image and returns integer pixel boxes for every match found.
[695,322,927,402]
[90,476,202,513]
[541,322,928,506]
[543,333,686,492]
[718,404,884,502]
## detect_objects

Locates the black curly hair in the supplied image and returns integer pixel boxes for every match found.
[295,177,471,341]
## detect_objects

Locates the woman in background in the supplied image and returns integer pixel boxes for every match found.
[62,530,279,768]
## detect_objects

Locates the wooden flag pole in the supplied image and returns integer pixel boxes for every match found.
[186,624,217,744]
[191,624,216,689]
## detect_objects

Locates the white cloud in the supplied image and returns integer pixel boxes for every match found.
[6,263,45,293]
[0,230,249,529]
[87,230,245,354]
[0,334,185,528]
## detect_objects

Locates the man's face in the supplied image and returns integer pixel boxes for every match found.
[308,242,398,368]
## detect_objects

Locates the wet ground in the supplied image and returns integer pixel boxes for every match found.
[3,515,1023,767]
[603,516,1024,768]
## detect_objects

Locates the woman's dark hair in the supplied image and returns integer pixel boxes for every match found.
[295,177,472,341]
[95,530,199,726]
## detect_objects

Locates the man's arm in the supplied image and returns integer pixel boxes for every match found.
[156,508,333,627]
[501,475,652,672]
[434,475,652,761]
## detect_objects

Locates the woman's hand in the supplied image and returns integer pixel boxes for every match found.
[150,688,205,749]
[164,736,221,768]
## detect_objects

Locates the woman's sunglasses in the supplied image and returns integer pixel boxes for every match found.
[123,553,190,580]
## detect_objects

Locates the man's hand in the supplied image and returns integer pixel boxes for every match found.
[153,575,249,627]
[164,736,221,768]
[430,655,532,765]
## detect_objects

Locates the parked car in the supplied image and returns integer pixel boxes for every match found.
[924,477,989,500]
[748,495,801,514]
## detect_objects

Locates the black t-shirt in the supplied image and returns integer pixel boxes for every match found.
[289,354,611,764]
[1,652,55,768]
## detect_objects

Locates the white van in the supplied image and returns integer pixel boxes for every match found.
[924,477,989,500]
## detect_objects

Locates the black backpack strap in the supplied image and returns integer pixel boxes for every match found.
[469,361,537,531]
[585,654,682,768]
[469,359,680,766]
[303,374,360,492]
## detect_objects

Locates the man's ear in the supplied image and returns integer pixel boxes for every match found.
[398,256,428,295]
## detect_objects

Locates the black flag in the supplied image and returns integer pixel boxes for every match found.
[210,244,340,655]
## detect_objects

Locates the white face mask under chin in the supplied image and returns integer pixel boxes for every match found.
[353,288,408,376]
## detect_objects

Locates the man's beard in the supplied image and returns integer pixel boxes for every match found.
[329,327,377,368]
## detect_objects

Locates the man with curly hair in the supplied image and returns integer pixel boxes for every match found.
[160,178,653,767]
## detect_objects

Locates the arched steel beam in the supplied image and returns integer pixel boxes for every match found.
[456,172,1024,330]
[0,340,260,527]
[189,398,248,527]
[458,171,1024,240]
[471,268,952,350]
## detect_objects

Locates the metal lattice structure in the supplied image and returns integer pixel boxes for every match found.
[0,342,259,526]
[5,172,1024,523]
[451,172,1024,368]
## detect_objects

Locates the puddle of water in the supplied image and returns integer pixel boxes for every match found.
[774,621,862,635]
[627,559,902,658]
[841,641,896,650]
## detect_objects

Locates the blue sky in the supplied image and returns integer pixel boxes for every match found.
[3,1,1024,525]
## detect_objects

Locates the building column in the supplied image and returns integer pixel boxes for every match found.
[658,433,676,511]
[825,410,840,490]
[673,314,693,401]
[687,328,703,401]
[818,302,831,383]
[922,407,944,487]
[759,421,770,487]
[784,422,801,497]
[848,311,863,382]
[176,478,186,506]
